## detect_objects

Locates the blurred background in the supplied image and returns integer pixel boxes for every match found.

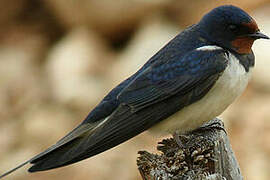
[0,0,270,179]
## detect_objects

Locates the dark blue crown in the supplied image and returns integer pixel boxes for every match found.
[200,5,253,27]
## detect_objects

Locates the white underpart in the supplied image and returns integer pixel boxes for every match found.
[150,45,252,135]
[195,45,223,51]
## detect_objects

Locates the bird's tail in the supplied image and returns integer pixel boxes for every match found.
[0,120,101,179]
[0,103,149,178]
[0,161,30,179]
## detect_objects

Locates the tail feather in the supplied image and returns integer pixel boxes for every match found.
[30,122,95,164]
[29,136,85,172]
[28,104,159,172]
[0,161,29,179]
[28,121,103,172]
[1,101,165,177]
[0,122,98,179]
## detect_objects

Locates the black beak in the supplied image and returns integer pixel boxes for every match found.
[248,31,270,39]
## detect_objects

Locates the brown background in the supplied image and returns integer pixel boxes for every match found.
[0,0,270,179]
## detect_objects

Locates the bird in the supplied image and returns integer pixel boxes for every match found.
[0,5,269,179]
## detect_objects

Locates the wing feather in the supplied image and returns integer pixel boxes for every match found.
[0,47,228,177]
[28,48,228,172]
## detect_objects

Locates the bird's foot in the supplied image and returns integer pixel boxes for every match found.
[173,132,189,149]
[192,121,227,135]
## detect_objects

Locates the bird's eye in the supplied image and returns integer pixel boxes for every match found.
[228,24,238,32]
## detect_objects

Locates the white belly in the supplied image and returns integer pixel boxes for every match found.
[150,51,252,135]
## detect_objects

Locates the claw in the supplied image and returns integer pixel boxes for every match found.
[172,132,189,148]
[173,132,183,148]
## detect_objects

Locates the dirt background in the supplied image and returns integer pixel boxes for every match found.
[0,0,270,179]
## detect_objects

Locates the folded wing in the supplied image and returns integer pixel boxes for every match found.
[0,47,228,178]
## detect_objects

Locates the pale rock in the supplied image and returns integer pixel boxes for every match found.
[0,26,51,179]
[0,121,18,155]
[22,105,77,145]
[0,38,46,122]
[45,27,112,108]
[43,0,169,39]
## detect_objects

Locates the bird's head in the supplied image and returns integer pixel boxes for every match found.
[198,5,269,54]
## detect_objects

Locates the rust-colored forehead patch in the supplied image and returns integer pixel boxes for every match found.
[243,19,259,32]
[232,19,258,54]
[231,37,254,54]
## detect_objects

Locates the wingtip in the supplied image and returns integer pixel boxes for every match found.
[27,167,36,173]
[27,165,41,173]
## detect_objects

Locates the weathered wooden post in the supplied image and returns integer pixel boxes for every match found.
[137,118,243,180]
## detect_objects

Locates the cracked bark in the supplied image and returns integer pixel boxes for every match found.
[137,118,243,180]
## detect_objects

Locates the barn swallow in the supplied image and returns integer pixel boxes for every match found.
[0,5,269,178]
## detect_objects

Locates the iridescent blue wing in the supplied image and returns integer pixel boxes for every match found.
[0,48,229,177]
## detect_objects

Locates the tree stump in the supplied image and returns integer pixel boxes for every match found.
[137,118,243,180]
